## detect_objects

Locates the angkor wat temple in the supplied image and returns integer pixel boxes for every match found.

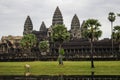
[0,7,120,61]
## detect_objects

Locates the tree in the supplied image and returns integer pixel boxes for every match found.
[39,41,49,55]
[117,13,120,17]
[113,26,120,58]
[20,34,37,60]
[51,24,70,65]
[83,19,102,68]
[116,14,120,58]
[108,12,116,55]
[113,26,120,41]
[83,19,102,40]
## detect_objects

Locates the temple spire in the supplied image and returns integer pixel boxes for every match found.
[70,14,81,39]
[39,21,47,31]
[81,20,87,38]
[71,14,80,29]
[23,16,33,35]
[52,6,63,26]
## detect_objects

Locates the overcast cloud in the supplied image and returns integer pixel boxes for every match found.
[0,0,120,39]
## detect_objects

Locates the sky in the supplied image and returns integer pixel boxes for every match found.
[0,0,120,39]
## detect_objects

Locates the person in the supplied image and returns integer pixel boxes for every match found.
[25,64,30,72]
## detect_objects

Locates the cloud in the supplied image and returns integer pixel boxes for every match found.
[0,0,120,39]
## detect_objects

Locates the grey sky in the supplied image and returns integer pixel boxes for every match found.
[0,0,120,39]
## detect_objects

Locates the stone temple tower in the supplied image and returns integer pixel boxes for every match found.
[39,21,47,31]
[70,14,81,39]
[81,20,86,38]
[23,16,33,35]
[48,6,64,37]
[52,6,63,26]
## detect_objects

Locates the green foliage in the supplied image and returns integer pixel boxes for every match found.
[39,41,49,52]
[113,25,120,41]
[83,19,102,40]
[59,48,65,55]
[51,25,70,43]
[117,13,120,17]
[20,34,37,49]
[108,12,116,22]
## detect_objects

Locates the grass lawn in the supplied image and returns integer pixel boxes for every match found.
[0,61,120,75]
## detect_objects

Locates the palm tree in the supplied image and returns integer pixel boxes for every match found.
[108,12,116,55]
[83,19,102,68]
[51,24,70,65]
[113,26,120,41]
[117,13,120,17]
[112,26,120,58]
[116,14,120,54]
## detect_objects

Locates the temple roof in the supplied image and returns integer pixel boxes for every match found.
[39,21,47,31]
[23,16,33,35]
[81,20,86,30]
[24,16,33,27]
[52,6,63,26]
[71,14,80,29]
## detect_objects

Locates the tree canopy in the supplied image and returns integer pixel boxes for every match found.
[51,24,70,65]
[20,34,37,49]
[39,41,49,52]
[108,12,116,22]
[113,25,120,41]
[83,19,102,40]
[51,24,70,44]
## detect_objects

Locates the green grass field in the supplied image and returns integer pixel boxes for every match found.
[0,61,120,75]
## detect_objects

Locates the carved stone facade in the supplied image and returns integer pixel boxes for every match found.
[32,21,48,42]
[27,6,64,42]
[23,7,82,41]
[1,35,22,44]
[70,14,81,39]
[0,6,120,61]
[0,35,22,54]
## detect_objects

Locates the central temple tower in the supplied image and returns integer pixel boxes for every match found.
[52,6,63,26]
[48,6,64,37]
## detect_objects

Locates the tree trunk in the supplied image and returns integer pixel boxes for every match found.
[59,54,63,65]
[26,48,31,61]
[111,22,114,57]
[58,44,63,65]
[90,40,94,68]
[91,27,94,68]
[118,44,120,59]
[119,44,120,52]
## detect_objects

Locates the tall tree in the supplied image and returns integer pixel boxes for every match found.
[112,26,120,59]
[108,12,116,55]
[117,14,120,57]
[117,13,120,17]
[51,24,70,65]
[83,19,102,68]
[113,26,120,41]
[20,34,37,60]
